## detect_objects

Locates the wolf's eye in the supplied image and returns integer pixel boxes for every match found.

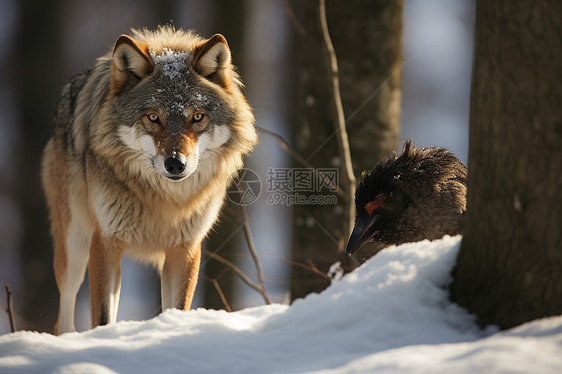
[147,113,159,123]
[192,113,204,122]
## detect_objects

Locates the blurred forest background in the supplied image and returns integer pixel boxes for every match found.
[0,0,475,334]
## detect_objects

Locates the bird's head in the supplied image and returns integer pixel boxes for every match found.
[345,155,409,257]
[345,140,467,257]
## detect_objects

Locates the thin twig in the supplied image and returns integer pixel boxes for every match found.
[212,279,231,312]
[306,259,328,279]
[257,127,345,199]
[258,127,313,169]
[5,284,16,333]
[318,0,356,238]
[204,250,266,298]
[283,0,306,37]
[306,62,405,161]
[236,190,271,305]
[205,271,233,313]
[279,257,331,280]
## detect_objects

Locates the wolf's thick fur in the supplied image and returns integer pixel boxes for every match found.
[42,26,257,334]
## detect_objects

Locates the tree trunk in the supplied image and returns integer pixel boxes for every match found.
[202,0,248,310]
[16,0,64,332]
[327,0,402,174]
[290,0,402,300]
[450,0,562,329]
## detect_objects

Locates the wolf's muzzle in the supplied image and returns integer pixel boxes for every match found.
[164,155,186,175]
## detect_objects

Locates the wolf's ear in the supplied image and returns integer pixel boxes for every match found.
[110,35,154,95]
[193,34,232,87]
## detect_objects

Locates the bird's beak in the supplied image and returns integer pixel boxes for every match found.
[345,215,378,257]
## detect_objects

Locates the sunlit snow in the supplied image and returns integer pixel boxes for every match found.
[0,236,560,374]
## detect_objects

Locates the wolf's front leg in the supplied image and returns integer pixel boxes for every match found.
[88,231,125,328]
[53,220,91,335]
[160,242,202,310]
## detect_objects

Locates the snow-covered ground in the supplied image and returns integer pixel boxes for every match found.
[0,236,560,373]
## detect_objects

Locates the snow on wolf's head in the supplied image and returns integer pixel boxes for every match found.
[95,26,257,184]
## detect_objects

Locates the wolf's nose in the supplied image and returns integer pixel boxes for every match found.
[164,155,186,175]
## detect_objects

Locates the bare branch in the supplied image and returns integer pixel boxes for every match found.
[205,273,232,313]
[5,284,16,333]
[257,126,313,168]
[279,257,331,280]
[204,250,268,300]
[283,0,306,37]
[318,0,356,238]
[257,127,345,199]
[237,192,271,305]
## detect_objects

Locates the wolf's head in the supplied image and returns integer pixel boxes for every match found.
[97,27,256,184]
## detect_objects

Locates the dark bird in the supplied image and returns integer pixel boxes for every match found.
[345,140,467,257]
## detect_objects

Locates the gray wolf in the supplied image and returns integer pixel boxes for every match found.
[41,26,257,334]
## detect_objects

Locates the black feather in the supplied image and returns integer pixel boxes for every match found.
[346,140,467,257]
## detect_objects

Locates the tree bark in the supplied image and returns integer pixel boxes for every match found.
[450,0,562,329]
[16,0,64,333]
[202,0,248,310]
[327,0,402,173]
[290,0,402,300]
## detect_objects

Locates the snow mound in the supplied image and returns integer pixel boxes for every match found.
[1,236,561,374]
